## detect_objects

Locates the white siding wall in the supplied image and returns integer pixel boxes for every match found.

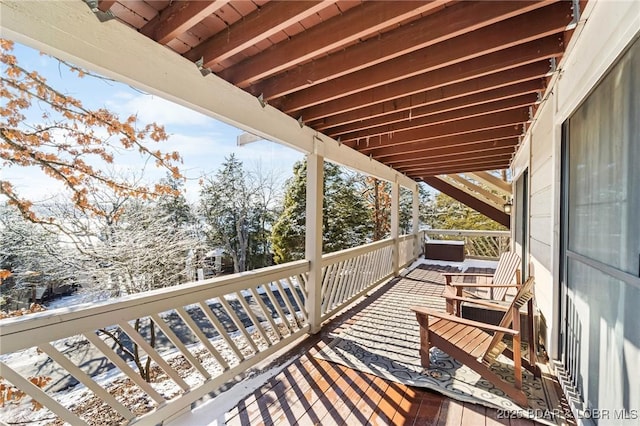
[528,92,556,349]
[512,0,640,358]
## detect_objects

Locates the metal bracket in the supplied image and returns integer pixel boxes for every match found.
[297,116,304,128]
[195,57,212,77]
[257,93,266,108]
[548,57,557,75]
[570,0,581,27]
[336,136,341,146]
[83,0,115,22]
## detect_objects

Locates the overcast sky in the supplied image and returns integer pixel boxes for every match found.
[1,42,305,205]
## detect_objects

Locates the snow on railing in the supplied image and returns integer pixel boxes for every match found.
[398,234,416,268]
[319,238,394,320]
[0,260,309,425]
[424,229,510,260]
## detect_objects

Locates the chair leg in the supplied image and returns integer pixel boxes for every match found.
[416,314,431,368]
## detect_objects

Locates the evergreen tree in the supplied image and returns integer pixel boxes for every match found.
[157,173,195,229]
[271,159,370,263]
[425,192,506,230]
[200,155,273,272]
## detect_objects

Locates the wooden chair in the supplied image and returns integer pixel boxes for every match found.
[411,276,537,407]
[442,251,521,315]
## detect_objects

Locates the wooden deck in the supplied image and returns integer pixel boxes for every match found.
[224,264,568,426]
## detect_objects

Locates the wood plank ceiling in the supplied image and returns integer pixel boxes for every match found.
[97,0,581,180]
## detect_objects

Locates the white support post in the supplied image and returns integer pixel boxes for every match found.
[305,151,324,334]
[391,178,400,276]
[412,184,420,259]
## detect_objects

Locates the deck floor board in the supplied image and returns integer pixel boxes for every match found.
[224,264,566,426]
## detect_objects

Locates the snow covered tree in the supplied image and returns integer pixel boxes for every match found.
[0,204,73,310]
[0,39,183,223]
[425,192,506,230]
[271,159,370,263]
[200,155,274,273]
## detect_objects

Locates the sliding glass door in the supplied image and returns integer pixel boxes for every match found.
[560,38,640,421]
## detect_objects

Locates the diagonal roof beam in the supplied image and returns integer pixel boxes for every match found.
[323,81,542,137]
[140,1,230,45]
[350,108,530,153]
[423,176,510,228]
[294,37,562,122]
[442,174,507,210]
[218,1,447,88]
[367,127,523,159]
[274,2,572,110]
[184,1,336,69]
[467,171,513,196]
[335,93,538,142]
[251,1,552,100]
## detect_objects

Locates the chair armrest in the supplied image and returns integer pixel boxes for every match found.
[410,307,519,335]
[446,283,520,289]
[444,295,509,311]
[442,273,494,278]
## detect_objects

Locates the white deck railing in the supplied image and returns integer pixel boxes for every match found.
[0,261,310,425]
[0,235,421,425]
[424,229,510,260]
[398,234,417,268]
[319,238,394,321]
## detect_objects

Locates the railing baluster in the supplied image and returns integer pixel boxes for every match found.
[260,284,295,335]
[324,262,341,314]
[84,333,165,404]
[285,277,307,322]
[197,301,246,363]
[39,342,135,420]
[149,313,211,379]
[250,287,284,340]
[234,291,274,347]
[217,296,260,354]
[272,279,301,328]
[118,321,190,391]
[175,307,230,370]
[333,259,349,307]
[320,263,334,313]
[0,361,85,425]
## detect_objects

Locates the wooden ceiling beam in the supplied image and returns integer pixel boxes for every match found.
[368,127,522,159]
[422,176,510,227]
[218,1,445,88]
[184,1,335,69]
[412,160,512,178]
[350,108,529,153]
[141,1,230,45]
[397,154,514,173]
[383,141,519,166]
[294,36,562,122]
[390,149,516,172]
[252,1,551,100]
[321,79,543,136]
[97,1,116,13]
[334,93,538,142]
[275,2,571,110]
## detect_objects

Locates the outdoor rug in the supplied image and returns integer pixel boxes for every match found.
[314,264,558,424]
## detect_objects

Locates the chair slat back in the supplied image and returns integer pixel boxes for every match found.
[482,276,535,366]
[490,251,521,301]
